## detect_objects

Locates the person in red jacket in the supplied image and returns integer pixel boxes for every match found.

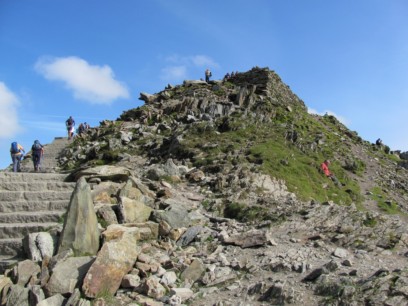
[321,160,341,187]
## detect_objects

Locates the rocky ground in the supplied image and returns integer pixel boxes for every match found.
[1,67,408,306]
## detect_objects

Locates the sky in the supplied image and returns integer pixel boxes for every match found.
[1,0,408,169]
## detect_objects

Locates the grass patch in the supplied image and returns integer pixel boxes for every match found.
[370,186,401,214]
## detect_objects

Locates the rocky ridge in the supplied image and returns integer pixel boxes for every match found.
[0,67,407,305]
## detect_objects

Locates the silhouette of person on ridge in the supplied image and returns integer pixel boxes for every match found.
[205,69,212,83]
[65,116,75,140]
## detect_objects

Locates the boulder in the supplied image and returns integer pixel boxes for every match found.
[44,256,94,296]
[222,229,273,248]
[82,227,140,298]
[58,177,100,256]
[180,259,205,284]
[73,165,131,182]
[12,260,40,287]
[24,232,56,262]
[5,284,29,306]
[139,92,157,103]
[118,196,153,223]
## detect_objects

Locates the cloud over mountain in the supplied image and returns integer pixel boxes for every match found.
[0,82,21,138]
[35,56,130,105]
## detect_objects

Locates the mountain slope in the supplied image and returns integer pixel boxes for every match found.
[62,66,408,216]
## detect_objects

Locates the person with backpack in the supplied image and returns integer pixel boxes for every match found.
[10,142,25,172]
[205,69,212,83]
[31,140,44,172]
[65,116,75,140]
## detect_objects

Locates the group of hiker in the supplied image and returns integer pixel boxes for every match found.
[10,140,43,172]
[223,71,239,81]
[65,116,90,139]
[204,69,241,83]
[9,115,91,173]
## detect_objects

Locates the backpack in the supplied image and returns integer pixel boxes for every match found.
[32,140,42,151]
[66,118,73,126]
[10,142,19,154]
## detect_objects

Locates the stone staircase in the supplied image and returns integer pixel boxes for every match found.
[0,138,75,272]
[20,137,70,173]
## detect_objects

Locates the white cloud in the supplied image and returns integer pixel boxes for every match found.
[0,82,21,138]
[35,56,130,104]
[160,54,219,82]
[308,107,350,125]
[190,55,219,68]
[163,54,219,68]
[160,65,188,82]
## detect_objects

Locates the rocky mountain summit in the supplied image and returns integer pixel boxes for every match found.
[1,67,408,305]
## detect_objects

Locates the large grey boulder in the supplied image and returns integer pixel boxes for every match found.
[58,177,100,256]
[12,260,40,287]
[151,203,190,229]
[82,225,141,298]
[73,165,131,182]
[118,196,153,223]
[139,92,157,103]
[5,284,30,306]
[24,232,56,262]
[44,256,94,297]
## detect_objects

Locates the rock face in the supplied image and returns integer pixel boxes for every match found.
[1,67,408,305]
[57,177,100,255]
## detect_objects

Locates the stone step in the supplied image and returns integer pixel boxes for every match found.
[0,211,65,224]
[0,222,62,239]
[1,181,75,192]
[0,238,24,257]
[0,191,72,202]
[0,200,70,213]
[0,172,68,183]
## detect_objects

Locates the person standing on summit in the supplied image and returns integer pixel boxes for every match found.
[205,68,212,83]
[65,116,75,140]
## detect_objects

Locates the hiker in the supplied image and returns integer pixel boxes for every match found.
[31,140,44,172]
[77,123,85,135]
[321,159,341,187]
[10,142,25,172]
[376,138,383,146]
[205,69,212,83]
[65,116,75,140]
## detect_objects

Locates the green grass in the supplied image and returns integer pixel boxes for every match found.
[249,138,361,205]
[370,186,401,214]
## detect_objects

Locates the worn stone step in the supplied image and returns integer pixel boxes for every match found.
[0,200,70,213]
[0,238,24,257]
[1,181,75,192]
[0,190,73,202]
[0,172,68,183]
[0,222,62,239]
[0,211,65,224]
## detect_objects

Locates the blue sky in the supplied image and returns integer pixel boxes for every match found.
[1,0,408,169]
